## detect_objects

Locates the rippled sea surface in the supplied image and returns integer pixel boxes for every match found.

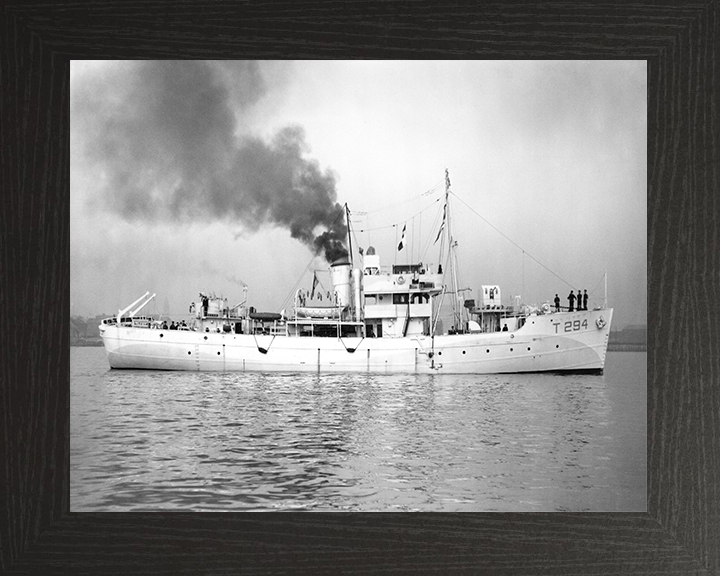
[71,348,646,512]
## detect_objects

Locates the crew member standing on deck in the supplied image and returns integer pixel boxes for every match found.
[583,289,588,311]
[568,290,575,312]
[578,289,583,310]
[554,294,560,312]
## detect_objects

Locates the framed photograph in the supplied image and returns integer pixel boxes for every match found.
[3,2,716,574]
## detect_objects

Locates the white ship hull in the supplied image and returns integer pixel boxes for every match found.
[100,308,612,374]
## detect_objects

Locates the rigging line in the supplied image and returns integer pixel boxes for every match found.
[361,198,439,232]
[421,179,446,196]
[411,214,416,263]
[279,254,318,311]
[349,213,371,247]
[394,224,398,266]
[418,211,421,264]
[418,200,444,266]
[358,194,422,215]
[449,191,574,289]
[354,198,440,233]
[281,205,349,310]
[353,180,444,215]
[588,273,605,297]
[420,213,440,263]
[308,269,331,293]
[350,225,363,254]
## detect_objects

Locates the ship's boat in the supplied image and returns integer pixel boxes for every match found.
[99,171,613,374]
[295,306,345,319]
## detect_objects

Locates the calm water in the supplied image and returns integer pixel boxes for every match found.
[71,348,646,512]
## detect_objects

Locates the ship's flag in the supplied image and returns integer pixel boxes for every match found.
[434,204,446,244]
[397,223,407,251]
[311,272,319,299]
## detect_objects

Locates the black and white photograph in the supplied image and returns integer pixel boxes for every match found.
[70,60,646,512]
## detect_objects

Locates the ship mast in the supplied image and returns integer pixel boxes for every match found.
[441,170,466,333]
[344,203,353,268]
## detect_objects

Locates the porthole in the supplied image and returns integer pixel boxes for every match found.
[204,336,208,340]
[510,348,513,352]
[188,351,191,355]
[486,349,490,353]
[438,351,442,356]
[556,345,559,348]
[462,350,466,354]
[527,347,531,351]
[217,352,221,356]
[160,334,164,338]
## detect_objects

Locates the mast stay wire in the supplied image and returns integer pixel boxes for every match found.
[587,274,605,305]
[279,204,349,311]
[356,179,444,217]
[351,197,440,233]
[350,195,444,271]
[279,254,318,312]
[449,191,575,290]
[418,205,444,266]
[347,180,445,259]
[350,224,363,259]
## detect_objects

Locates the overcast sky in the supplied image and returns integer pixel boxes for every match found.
[71,61,646,329]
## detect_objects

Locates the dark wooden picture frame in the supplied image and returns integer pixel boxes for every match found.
[2,2,717,574]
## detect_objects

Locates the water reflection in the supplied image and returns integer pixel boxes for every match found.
[71,349,645,511]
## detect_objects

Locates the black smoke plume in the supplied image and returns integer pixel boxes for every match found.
[73,61,348,262]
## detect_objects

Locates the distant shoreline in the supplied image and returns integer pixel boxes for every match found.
[607,344,646,352]
[71,340,104,347]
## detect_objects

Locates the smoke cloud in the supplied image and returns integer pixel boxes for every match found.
[73,61,348,262]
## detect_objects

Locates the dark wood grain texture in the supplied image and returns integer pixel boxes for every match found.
[1,1,717,574]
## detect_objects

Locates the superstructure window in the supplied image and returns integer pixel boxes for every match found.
[392,293,409,305]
